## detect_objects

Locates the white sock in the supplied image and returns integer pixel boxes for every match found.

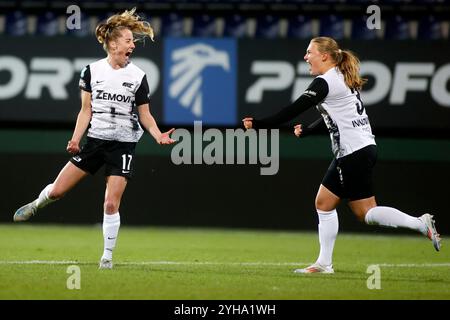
[102,212,120,261]
[35,184,56,209]
[316,209,339,267]
[365,206,425,233]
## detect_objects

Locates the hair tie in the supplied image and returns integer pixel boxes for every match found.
[338,49,342,54]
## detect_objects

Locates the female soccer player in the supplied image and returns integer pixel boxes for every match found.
[13,8,176,269]
[243,37,441,274]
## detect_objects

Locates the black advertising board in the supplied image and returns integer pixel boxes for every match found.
[1,37,449,135]
[238,40,450,134]
[0,36,163,125]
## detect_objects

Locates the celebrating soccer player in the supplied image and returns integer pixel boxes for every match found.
[243,37,441,274]
[13,8,176,269]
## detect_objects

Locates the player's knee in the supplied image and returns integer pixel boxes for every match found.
[350,205,373,223]
[315,196,334,212]
[48,187,64,200]
[104,199,119,214]
[354,211,367,222]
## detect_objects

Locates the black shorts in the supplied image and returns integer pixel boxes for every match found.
[322,144,377,201]
[70,137,137,179]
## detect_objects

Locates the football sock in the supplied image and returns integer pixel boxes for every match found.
[102,212,120,261]
[35,184,57,209]
[316,209,339,267]
[365,206,425,233]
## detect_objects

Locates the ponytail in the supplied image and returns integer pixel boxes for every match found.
[337,49,367,90]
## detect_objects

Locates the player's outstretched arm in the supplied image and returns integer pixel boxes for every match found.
[137,103,176,145]
[68,90,92,154]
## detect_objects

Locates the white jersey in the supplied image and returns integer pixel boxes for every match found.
[316,67,376,158]
[79,58,150,143]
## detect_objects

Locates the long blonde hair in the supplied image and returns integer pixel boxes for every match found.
[95,8,154,52]
[311,37,367,90]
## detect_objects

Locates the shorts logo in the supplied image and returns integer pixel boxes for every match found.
[164,39,237,125]
[72,156,82,162]
[122,82,133,88]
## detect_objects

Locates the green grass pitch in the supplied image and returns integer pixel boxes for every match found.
[0,224,448,300]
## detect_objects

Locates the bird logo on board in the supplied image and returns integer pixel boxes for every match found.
[164,39,237,125]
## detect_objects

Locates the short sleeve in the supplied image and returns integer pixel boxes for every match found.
[135,75,150,106]
[79,65,91,92]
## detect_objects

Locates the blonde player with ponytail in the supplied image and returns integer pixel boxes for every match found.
[14,8,176,269]
[243,37,440,273]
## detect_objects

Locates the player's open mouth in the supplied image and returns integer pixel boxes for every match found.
[124,52,132,64]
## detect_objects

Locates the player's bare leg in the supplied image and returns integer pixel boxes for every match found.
[99,175,127,269]
[347,196,377,222]
[13,162,88,222]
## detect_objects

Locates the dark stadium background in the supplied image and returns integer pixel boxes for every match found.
[1,0,449,234]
